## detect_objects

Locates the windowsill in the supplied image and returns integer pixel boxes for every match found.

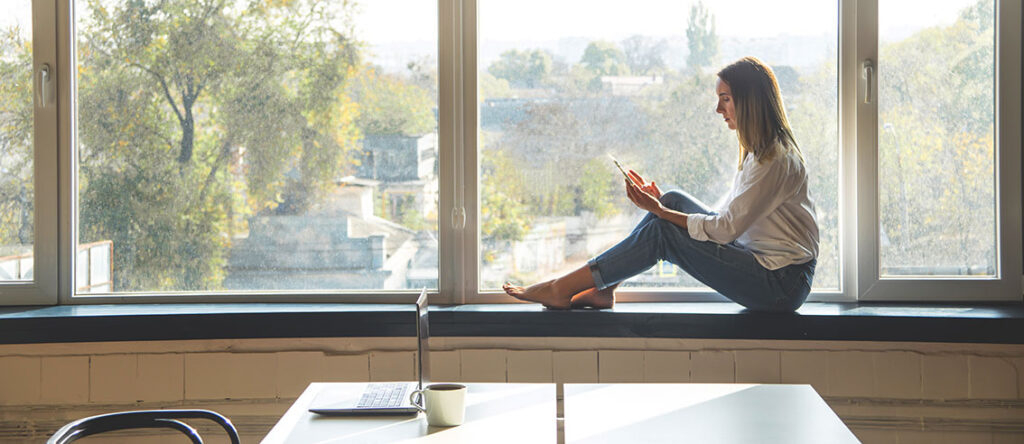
[0,302,1021,345]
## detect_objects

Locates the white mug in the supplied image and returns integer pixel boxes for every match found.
[409,383,467,427]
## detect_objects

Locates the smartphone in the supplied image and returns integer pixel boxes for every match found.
[608,154,641,185]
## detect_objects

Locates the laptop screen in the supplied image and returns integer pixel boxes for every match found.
[415,288,430,390]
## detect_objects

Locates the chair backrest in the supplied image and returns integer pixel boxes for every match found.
[47,409,240,444]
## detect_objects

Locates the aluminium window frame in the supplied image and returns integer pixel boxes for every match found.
[6,0,1021,306]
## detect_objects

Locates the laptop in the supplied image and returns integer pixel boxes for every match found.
[308,288,431,415]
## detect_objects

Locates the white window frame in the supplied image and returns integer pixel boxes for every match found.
[1,0,59,305]
[851,0,1022,301]
[5,0,1021,305]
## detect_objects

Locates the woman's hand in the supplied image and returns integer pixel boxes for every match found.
[625,178,664,216]
[628,170,662,199]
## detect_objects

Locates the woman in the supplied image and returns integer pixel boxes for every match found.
[502,56,819,313]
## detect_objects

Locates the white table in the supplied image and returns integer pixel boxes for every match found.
[563,384,859,443]
[262,383,556,443]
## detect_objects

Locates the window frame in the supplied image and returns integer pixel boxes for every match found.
[4,0,1020,306]
[852,0,1022,301]
[1,0,59,305]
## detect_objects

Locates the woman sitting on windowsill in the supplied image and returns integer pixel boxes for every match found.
[503,56,820,313]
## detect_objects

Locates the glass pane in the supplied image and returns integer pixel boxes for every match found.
[0,2,34,282]
[75,0,438,293]
[878,0,995,277]
[479,0,839,290]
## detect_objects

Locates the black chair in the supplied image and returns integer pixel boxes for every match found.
[47,409,240,444]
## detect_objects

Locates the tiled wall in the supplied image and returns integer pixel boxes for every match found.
[1,338,1022,443]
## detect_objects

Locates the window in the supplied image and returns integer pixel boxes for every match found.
[2,0,1020,305]
[72,0,438,295]
[0,3,35,283]
[476,0,840,296]
[0,0,57,304]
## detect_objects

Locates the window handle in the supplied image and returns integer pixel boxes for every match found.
[451,207,465,229]
[37,63,53,107]
[861,59,874,104]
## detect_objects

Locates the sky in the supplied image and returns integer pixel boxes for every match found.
[1,0,979,53]
[355,0,974,43]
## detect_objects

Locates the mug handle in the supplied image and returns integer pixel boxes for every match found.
[409,389,426,412]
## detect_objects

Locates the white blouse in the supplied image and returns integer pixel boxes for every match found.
[686,145,819,270]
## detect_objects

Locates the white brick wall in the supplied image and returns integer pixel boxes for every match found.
[508,350,553,382]
[0,338,1022,444]
[643,351,689,382]
[922,354,968,400]
[598,350,643,382]
[0,356,40,405]
[691,350,734,383]
[460,349,507,382]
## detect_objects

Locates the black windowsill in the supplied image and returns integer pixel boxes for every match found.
[0,302,1021,345]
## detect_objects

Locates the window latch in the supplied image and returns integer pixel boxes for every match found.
[861,59,874,104]
[451,207,466,230]
[37,63,53,107]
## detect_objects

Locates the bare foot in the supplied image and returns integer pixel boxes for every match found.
[569,284,617,309]
[502,281,572,310]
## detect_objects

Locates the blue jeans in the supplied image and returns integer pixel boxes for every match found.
[587,190,816,312]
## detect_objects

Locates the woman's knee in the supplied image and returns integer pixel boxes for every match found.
[658,190,692,211]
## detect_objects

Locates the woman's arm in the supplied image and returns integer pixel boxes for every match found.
[689,155,796,244]
[655,207,689,229]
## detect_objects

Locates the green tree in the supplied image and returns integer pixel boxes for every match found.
[578,158,618,218]
[478,71,513,101]
[686,1,719,71]
[76,0,363,291]
[488,49,553,89]
[349,66,435,136]
[480,150,531,242]
[580,41,630,78]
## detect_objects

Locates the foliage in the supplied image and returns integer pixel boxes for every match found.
[580,41,630,78]
[488,49,553,89]
[349,65,435,136]
[685,1,718,71]
[877,0,995,272]
[0,29,33,247]
[578,158,619,218]
[621,35,668,76]
[479,71,513,101]
[75,0,363,290]
[480,150,531,242]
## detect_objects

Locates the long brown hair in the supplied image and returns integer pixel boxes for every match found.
[717,57,802,170]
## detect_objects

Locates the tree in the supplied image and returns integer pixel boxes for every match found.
[876,0,995,272]
[621,35,668,76]
[480,150,531,243]
[0,28,33,249]
[349,66,435,136]
[580,41,630,78]
[686,1,719,71]
[488,49,553,89]
[76,0,363,290]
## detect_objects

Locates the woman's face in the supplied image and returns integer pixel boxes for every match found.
[716,78,736,130]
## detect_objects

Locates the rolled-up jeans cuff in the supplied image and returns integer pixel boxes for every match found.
[588,259,610,290]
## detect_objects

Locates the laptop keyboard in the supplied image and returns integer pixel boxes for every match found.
[357,383,409,408]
